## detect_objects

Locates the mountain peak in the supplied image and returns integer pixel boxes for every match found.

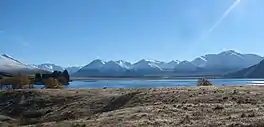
[169,60,180,63]
[1,54,23,64]
[136,59,157,63]
[219,50,241,55]
[0,54,46,74]
[1,54,10,58]
[36,63,65,72]
[93,59,104,62]
[223,50,237,53]
[133,59,162,70]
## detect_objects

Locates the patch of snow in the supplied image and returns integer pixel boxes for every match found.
[132,59,162,71]
[115,60,132,69]
[0,54,28,70]
[81,59,106,70]
[37,63,64,72]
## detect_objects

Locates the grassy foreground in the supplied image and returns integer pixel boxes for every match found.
[1,86,264,127]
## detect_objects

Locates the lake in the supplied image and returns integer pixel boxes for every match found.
[65,78,264,88]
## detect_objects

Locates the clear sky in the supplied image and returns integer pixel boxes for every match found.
[0,0,264,67]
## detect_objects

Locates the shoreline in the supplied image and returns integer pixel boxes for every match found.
[70,77,264,81]
[70,75,225,80]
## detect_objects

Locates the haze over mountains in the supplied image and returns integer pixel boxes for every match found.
[0,50,263,77]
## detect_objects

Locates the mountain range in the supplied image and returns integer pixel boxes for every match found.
[73,50,264,76]
[33,64,82,74]
[1,50,264,77]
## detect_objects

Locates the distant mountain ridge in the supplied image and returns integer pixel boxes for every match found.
[226,59,264,78]
[1,50,263,77]
[73,50,264,77]
[0,54,80,75]
[33,63,82,74]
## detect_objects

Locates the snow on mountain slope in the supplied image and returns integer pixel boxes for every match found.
[155,60,180,70]
[175,61,197,71]
[36,63,65,72]
[102,61,128,71]
[1,54,23,64]
[73,50,264,76]
[78,59,132,73]
[132,59,162,71]
[115,60,132,69]
[81,59,106,70]
[0,54,28,70]
[33,63,82,73]
[0,54,49,75]
[201,50,263,69]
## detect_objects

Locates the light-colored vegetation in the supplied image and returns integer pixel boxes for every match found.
[1,86,264,126]
[42,78,63,89]
[0,76,64,90]
[0,76,33,89]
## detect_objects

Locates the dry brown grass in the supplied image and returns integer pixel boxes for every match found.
[0,76,33,89]
[1,86,264,126]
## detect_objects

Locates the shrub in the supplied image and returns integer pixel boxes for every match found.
[197,78,213,86]
[42,78,63,89]
[0,76,32,89]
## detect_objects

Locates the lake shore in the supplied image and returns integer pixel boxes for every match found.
[70,75,224,81]
[1,86,264,127]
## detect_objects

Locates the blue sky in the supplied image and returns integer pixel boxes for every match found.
[0,0,264,67]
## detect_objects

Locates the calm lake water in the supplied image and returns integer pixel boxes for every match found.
[65,79,264,88]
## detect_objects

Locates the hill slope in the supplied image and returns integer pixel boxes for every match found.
[1,87,264,126]
[226,60,264,78]
[0,54,48,75]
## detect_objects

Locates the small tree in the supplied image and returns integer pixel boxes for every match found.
[62,70,70,83]
[197,78,213,86]
[51,71,59,78]
[35,73,42,83]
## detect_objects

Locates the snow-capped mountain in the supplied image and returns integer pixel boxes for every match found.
[66,66,82,74]
[197,50,263,70]
[72,50,264,76]
[33,63,82,74]
[36,63,65,72]
[0,54,27,70]
[175,61,197,71]
[74,59,132,76]
[158,60,180,70]
[80,59,133,71]
[101,61,128,71]
[115,60,132,69]
[0,54,47,74]
[191,57,207,67]
[74,59,177,76]
[81,59,106,70]
[132,59,162,71]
